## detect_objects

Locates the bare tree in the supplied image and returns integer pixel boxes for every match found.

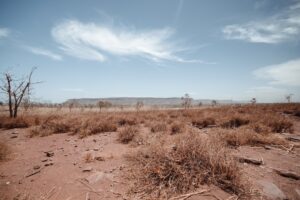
[250,98,256,105]
[0,68,37,118]
[135,101,144,112]
[97,101,112,112]
[285,94,293,103]
[211,100,217,107]
[181,93,192,109]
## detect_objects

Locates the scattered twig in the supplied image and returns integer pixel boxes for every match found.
[41,186,56,200]
[169,189,210,200]
[25,170,41,178]
[273,168,300,180]
[238,157,263,165]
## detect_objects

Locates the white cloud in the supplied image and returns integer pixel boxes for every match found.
[254,59,300,86]
[52,20,205,63]
[25,46,62,60]
[223,2,300,43]
[0,28,10,38]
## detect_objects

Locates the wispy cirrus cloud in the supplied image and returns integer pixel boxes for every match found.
[0,28,10,38]
[25,46,62,61]
[51,20,208,63]
[223,2,300,44]
[254,58,300,86]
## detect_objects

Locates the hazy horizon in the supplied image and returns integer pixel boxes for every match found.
[1,0,300,103]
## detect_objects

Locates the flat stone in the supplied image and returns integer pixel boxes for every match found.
[258,180,287,200]
[45,163,54,167]
[10,135,18,139]
[33,165,40,170]
[85,171,112,184]
[44,151,54,157]
[82,167,93,172]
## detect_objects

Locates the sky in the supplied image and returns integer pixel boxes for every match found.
[0,0,300,103]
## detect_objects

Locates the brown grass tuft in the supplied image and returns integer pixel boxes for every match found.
[127,133,245,198]
[118,126,139,144]
[192,117,216,129]
[221,117,249,128]
[170,121,186,134]
[150,122,167,133]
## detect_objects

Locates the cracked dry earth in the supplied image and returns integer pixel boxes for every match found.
[0,115,300,200]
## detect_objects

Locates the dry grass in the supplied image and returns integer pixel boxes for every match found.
[127,133,245,198]
[0,141,9,161]
[170,121,186,134]
[192,117,216,129]
[118,125,139,144]
[84,152,94,163]
[150,122,168,133]
[217,128,287,147]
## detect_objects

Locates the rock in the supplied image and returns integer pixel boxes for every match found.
[45,163,54,167]
[93,148,99,151]
[10,135,18,139]
[44,151,54,157]
[33,165,40,170]
[74,145,78,148]
[85,171,112,184]
[41,159,48,162]
[258,180,287,200]
[11,132,18,135]
[238,157,263,165]
[95,156,105,161]
[93,139,97,142]
[273,168,300,180]
[82,167,93,172]
[286,135,300,142]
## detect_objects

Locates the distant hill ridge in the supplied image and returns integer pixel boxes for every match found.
[65,97,235,106]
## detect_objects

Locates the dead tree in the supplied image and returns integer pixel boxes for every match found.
[181,93,192,109]
[0,68,37,118]
[136,101,144,112]
[285,94,293,103]
[97,101,112,112]
[250,98,256,105]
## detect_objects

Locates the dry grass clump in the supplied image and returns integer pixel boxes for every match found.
[267,119,293,133]
[79,118,118,138]
[192,117,216,129]
[117,116,137,126]
[221,117,249,129]
[127,133,245,198]
[84,152,94,163]
[0,115,41,129]
[0,141,9,161]
[170,121,186,134]
[150,122,168,133]
[29,115,71,137]
[218,129,287,147]
[118,126,139,144]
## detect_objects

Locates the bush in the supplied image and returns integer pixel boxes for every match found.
[118,126,139,144]
[150,122,167,133]
[192,117,215,129]
[221,117,249,128]
[127,133,245,198]
[170,122,185,134]
[219,129,286,147]
[268,120,293,133]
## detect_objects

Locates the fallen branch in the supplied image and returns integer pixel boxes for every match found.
[25,170,41,178]
[238,157,263,165]
[273,169,300,180]
[169,189,210,200]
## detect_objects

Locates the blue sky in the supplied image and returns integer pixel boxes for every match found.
[0,0,300,103]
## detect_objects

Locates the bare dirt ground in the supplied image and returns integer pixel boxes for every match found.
[0,109,300,200]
